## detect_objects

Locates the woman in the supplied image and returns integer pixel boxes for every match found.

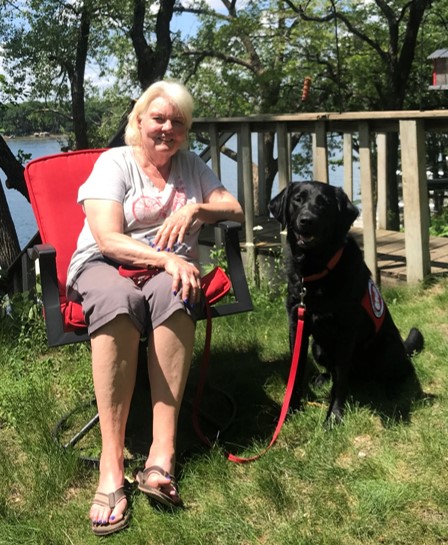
[66,80,244,536]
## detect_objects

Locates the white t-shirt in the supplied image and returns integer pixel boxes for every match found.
[67,146,224,287]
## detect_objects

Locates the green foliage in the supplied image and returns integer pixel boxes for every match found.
[203,245,228,273]
[429,207,448,237]
[0,290,45,346]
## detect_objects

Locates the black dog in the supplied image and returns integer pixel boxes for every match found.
[269,181,424,424]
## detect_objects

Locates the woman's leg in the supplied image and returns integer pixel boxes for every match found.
[90,314,140,524]
[70,263,147,526]
[144,310,195,493]
[89,314,141,525]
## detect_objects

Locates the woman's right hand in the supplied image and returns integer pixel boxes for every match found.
[163,254,202,305]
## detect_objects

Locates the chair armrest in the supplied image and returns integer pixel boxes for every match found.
[28,244,89,347]
[208,221,253,318]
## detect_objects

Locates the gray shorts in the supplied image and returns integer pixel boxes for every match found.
[67,260,203,336]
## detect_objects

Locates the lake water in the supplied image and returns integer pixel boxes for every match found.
[1,137,67,248]
[2,136,359,249]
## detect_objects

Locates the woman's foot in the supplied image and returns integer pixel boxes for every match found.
[90,486,130,536]
[90,464,129,531]
[135,465,183,507]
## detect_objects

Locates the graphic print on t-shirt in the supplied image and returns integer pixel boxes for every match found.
[132,180,187,224]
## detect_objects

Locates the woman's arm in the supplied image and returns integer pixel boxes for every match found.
[153,187,244,251]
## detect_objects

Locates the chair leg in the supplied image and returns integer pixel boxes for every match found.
[52,398,99,450]
[63,412,100,449]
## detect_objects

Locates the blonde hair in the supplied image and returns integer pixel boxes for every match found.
[124,80,194,147]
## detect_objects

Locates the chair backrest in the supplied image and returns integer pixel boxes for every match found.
[25,149,105,297]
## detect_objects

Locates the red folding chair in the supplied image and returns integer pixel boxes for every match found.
[24,148,253,454]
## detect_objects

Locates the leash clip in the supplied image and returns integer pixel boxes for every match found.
[299,281,307,308]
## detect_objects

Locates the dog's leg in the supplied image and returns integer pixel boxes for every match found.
[404,327,424,356]
[326,364,350,425]
[311,341,332,387]
[325,341,356,425]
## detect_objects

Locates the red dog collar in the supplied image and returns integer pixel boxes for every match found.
[302,246,344,282]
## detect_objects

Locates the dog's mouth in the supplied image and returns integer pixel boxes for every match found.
[296,232,316,248]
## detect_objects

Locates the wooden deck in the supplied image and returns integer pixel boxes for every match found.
[226,218,448,284]
[351,227,448,283]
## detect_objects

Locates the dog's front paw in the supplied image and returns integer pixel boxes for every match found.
[324,404,344,427]
[312,372,331,389]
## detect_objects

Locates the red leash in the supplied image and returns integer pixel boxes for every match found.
[193,304,307,463]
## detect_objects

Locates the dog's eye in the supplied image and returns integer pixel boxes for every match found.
[294,192,306,205]
[315,195,329,208]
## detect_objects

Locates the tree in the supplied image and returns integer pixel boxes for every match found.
[283,0,433,228]
[0,0,100,149]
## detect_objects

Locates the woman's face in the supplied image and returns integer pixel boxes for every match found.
[138,96,187,161]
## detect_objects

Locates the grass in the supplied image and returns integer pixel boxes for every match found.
[0,277,448,544]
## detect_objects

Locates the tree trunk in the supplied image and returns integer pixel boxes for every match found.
[0,135,28,199]
[0,186,20,269]
[130,0,175,89]
[70,3,91,150]
[0,135,25,267]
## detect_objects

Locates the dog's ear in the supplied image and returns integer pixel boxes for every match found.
[335,187,359,235]
[268,185,291,229]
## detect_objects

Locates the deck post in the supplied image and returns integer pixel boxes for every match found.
[257,132,267,214]
[343,132,353,200]
[277,122,289,191]
[359,122,379,284]
[209,123,221,179]
[376,133,388,229]
[312,120,328,183]
[399,119,431,283]
[240,122,256,281]
[208,123,224,247]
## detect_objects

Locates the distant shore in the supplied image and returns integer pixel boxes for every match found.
[2,133,65,141]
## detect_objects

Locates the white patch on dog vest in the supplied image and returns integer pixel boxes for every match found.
[361,278,385,333]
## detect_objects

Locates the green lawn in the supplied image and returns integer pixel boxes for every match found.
[0,278,447,544]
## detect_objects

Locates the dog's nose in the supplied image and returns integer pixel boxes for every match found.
[299,211,315,228]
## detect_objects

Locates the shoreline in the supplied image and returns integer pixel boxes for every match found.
[2,134,66,141]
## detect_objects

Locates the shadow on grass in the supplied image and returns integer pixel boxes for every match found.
[125,343,290,467]
[346,370,435,427]
[64,344,433,468]
[304,361,435,428]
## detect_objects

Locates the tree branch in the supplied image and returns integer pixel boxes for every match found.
[182,48,258,73]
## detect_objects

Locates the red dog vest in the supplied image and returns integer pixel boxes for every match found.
[302,247,386,335]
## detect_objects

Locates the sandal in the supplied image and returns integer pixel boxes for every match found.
[135,465,183,508]
[91,486,130,536]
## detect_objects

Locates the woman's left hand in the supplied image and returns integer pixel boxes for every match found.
[153,204,197,251]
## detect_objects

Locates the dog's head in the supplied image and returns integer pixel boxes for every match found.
[268,181,359,250]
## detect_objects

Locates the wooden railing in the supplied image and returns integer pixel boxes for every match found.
[191,111,448,284]
[7,110,448,293]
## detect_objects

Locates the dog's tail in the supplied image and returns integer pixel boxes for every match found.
[404,327,424,357]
